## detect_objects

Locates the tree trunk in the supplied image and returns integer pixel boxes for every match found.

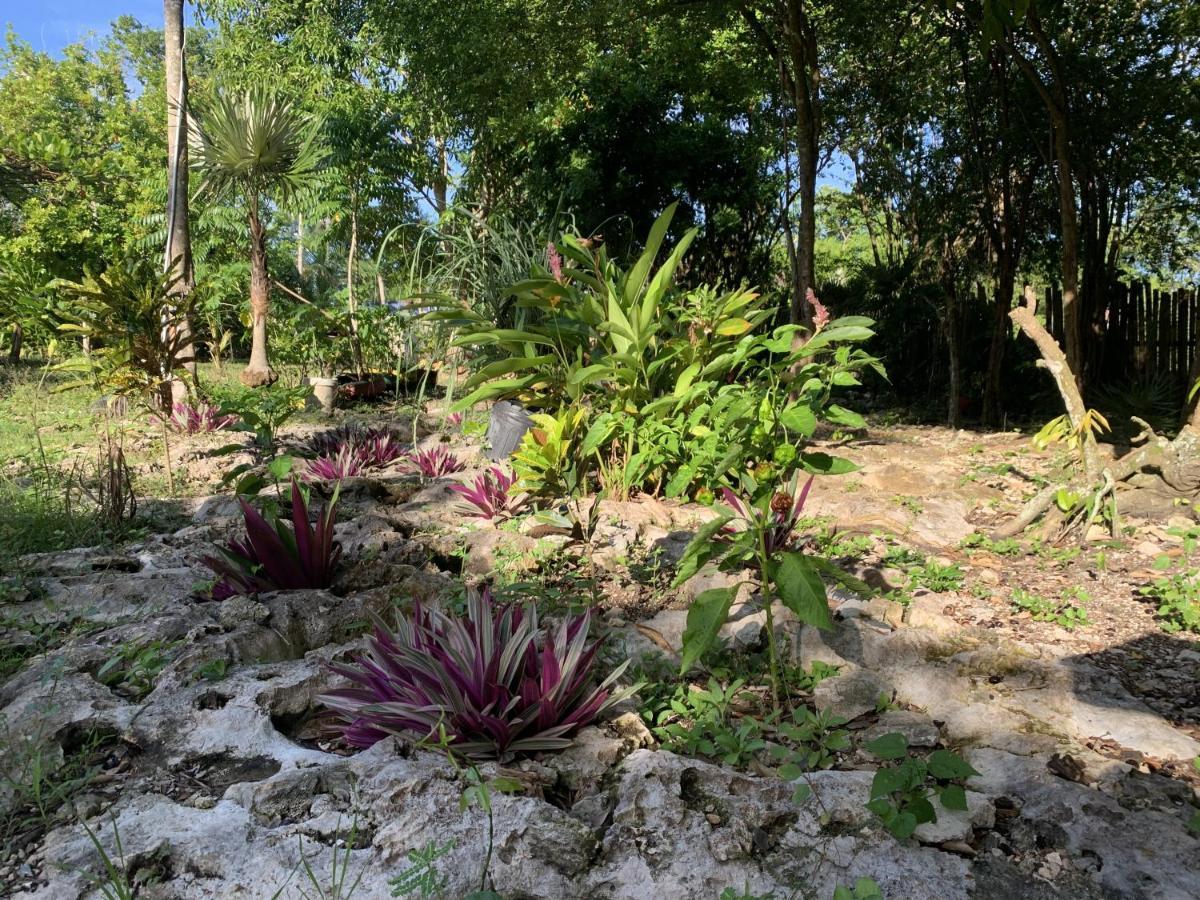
[946,291,962,428]
[982,264,1014,425]
[1052,121,1083,385]
[434,136,448,216]
[163,0,196,381]
[741,0,818,326]
[296,213,305,276]
[8,322,21,364]
[347,199,364,376]
[241,200,276,387]
[1007,10,1083,389]
[783,0,818,327]
[1011,284,1101,476]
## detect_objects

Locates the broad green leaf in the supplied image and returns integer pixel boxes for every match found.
[870,769,907,803]
[939,784,968,811]
[927,749,979,781]
[774,552,833,630]
[780,404,817,436]
[671,513,733,587]
[865,732,909,761]
[824,404,867,429]
[715,317,753,336]
[800,452,859,475]
[680,587,735,672]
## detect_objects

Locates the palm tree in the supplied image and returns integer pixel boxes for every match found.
[190,88,324,387]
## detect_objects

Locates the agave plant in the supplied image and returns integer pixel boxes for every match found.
[449,467,524,520]
[202,478,342,598]
[405,445,465,478]
[319,587,635,758]
[304,445,366,482]
[165,401,238,435]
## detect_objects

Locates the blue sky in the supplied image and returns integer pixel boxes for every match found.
[4,1,177,55]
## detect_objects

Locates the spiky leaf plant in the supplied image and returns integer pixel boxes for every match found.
[202,478,341,598]
[405,445,465,478]
[319,587,634,759]
[165,401,238,434]
[449,467,524,520]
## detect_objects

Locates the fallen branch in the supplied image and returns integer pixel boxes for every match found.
[996,286,1200,539]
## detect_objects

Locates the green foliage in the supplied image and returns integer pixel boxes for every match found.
[54,260,194,407]
[195,658,230,683]
[955,535,1022,556]
[773,707,851,774]
[1138,571,1200,634]
[214,384,310,451]
[908,560,965,593]
[863,733,978,840]
[510,407,589,498]
[437,205,880,501]
[1010,587,1089,630]
[832,878,884,900]
[1032,410,1110,456]
[190,87,326,208]
[95,640,176,700]
[389,841,453,897]
[650,678,767,766]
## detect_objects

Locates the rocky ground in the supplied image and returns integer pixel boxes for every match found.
[1,414,1198,899]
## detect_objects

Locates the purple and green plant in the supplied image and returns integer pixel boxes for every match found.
[165,401,238,434]
[306,425,405,469]
[672,471,868,705]
[319,586,635,759]
[406,445,465,478]
[449,467,524,520]
[304,445,366,482]
[202,478,342,599]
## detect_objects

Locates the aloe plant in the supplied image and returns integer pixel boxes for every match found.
[202,478,342,598]
[319,586,635,758]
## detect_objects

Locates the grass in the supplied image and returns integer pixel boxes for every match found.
[0,358,316,567]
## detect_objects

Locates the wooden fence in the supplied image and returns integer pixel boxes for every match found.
[1042,281,1200,386]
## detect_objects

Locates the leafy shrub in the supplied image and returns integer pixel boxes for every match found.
[215,384,310,450]
[673,473,866,690]
[511,407,588,498]
[319,586,635,759]
[201,479,342,598]
[449,467,524,520]
[1139,571,1200,633]
[432,205,882,500]
[649,678,766,766]
[405,445,465,479]
[165,401,238,435]
[54,259,195,408]
[863,732,978,839]
[1011,587,1090,630]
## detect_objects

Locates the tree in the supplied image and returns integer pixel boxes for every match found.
[189,88,325,386]
[164,0,197,383]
